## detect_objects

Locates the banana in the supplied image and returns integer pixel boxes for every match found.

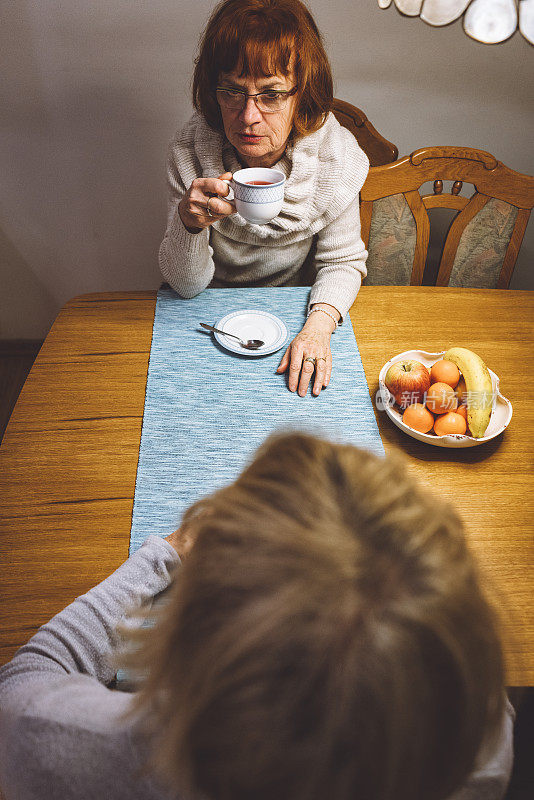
[442,347,494,439]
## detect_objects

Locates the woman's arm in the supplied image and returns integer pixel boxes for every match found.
[309,196,368,320]
[0,536,181,800]
[159,204,215,298]
[277,197,367,396]
[158,147,234,298]
[0,535,180,692]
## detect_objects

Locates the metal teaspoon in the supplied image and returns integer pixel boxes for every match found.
[200,323,264,350]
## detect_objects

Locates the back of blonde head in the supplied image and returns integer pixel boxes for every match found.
[134,432,504,800]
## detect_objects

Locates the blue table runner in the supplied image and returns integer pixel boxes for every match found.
[129,287,384,553]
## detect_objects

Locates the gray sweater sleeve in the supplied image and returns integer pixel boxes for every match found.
[0,536,179,800]
[0,535,180,692]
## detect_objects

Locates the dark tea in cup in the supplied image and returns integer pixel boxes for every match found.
[246,180,273,185]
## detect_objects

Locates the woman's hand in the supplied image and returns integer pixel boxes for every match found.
[165,526,196,560]
[276,305,338,397]
[178,172,236,232]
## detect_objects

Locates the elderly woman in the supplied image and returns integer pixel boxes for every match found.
[0,433,514,800]
[159,0,369,397]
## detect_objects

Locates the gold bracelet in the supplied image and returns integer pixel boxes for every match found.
[307,307,338,330]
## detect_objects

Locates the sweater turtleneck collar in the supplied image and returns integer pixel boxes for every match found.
[178,110,368,243]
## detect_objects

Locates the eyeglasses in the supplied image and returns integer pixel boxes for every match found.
[215,86,297,113]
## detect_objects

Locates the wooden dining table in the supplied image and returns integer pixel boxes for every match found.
[0,286,532,684]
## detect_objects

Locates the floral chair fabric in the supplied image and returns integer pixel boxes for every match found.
[363,194,417,285]
[448,198,518,288]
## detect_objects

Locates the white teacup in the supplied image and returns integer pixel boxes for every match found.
[224,167,285,225]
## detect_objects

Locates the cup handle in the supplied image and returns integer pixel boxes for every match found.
[221,178,235,202]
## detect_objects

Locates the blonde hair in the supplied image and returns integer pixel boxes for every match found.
[130,432,504,800]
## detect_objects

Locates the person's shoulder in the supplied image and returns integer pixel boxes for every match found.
[322,112,370,176]
[310,113,369,200]
[168,112,225,174]
[166,113,208,183]
[169,111,205,149]
[0,675,154,800]
[284,113,368,223]
[293,112,368,172]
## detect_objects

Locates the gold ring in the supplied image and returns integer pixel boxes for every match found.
[303,357,316,365]
[316,357,327,362]
[206,196,214,217]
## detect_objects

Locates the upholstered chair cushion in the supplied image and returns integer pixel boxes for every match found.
[364,194,416,285]
[448,198,518,288]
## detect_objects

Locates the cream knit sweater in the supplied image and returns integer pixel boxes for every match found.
[158,112,369,320]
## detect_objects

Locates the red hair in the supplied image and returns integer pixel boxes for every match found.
[192,0,333,137]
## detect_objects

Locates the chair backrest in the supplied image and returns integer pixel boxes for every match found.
[360,146,534,288]
[332,98,398,167]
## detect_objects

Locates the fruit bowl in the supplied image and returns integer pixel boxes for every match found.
[377,350,513,448]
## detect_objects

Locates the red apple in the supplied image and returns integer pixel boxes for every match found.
[384,360,431,409]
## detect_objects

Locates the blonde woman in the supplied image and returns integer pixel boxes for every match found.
[0,433,513,800]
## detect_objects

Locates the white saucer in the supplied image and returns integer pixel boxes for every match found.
[213,309,289,356]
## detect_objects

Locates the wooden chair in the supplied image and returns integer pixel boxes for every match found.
[360,146,534,288]
[332,98,398,167]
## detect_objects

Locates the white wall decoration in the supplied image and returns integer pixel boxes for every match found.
[378,0,534,43]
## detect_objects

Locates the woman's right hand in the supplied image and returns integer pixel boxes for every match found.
[178,172,235,232]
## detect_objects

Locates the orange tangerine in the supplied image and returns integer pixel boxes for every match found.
[455,404,468,421]
[456,377,467,406]
[434,411,467,436]
[402,403,435,433]
[454,403,470,434]
[430,359,460,388]
[426,382,458,415]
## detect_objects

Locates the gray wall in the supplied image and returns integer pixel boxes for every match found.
[1,1,533,339]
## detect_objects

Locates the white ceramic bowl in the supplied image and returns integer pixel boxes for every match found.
[377,350,513,448]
